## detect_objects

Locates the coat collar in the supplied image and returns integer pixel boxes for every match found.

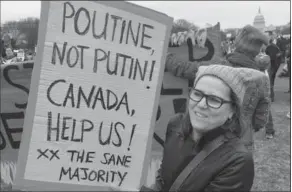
[182,113,237,150]
[226,51,258,70]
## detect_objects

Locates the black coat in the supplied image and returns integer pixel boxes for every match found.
[154,114,254,192]
[277,37,287,52]
[265,44,281,63]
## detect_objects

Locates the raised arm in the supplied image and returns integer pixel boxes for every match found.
[165,52,227,80]
[165,52,199,80]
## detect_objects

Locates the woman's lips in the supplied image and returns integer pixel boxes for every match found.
[195,111,208,118]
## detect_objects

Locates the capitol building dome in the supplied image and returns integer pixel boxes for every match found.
[253,7,266,31]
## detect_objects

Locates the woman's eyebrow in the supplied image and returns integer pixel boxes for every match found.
[194,87,230,99]
[198,89,227,99]
[194,88,218,97]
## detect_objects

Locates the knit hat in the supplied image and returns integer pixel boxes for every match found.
[234,25,269,58]
[255,53,271,71]
[193,64,270,138]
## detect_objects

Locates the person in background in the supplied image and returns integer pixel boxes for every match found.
[255,53,275,139]
[226,27,281,140]
[221,41,228,57]
[277,39,290,79]
[260,44,267,54]
[1,40,7,59]
[286,43,291,93]
[26,52,34,61]
[149,65,270,192]
[226,25,273,141]
[286,42,291,119]
[265,38,281,102]
[276,34,287,63]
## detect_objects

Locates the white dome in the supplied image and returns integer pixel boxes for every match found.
[254,14,265,24]
[253,7,265,30]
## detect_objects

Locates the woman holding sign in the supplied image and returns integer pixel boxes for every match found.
[149,65,269,191]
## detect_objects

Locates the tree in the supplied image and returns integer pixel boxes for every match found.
[171,19,198,34]
[17,18,39,49]
[2,17,39,50]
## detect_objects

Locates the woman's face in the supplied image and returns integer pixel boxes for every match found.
[188,76,234,134]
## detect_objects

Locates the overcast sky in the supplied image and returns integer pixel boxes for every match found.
[1,1,290,29]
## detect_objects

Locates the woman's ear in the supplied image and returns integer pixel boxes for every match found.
[228,113,233,120]
[228,106,236,120]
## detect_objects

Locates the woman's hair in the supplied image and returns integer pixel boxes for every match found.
[226,90,241,136]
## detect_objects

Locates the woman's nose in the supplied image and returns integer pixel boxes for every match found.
[196,97,208,108]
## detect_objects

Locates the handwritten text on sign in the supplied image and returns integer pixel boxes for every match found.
[0,62,33,161]
[23,1,167,189]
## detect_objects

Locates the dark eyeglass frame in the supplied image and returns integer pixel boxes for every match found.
[189,88,233,109]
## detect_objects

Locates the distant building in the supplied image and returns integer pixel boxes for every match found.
[222,8,289,41]
[253,7,266,32]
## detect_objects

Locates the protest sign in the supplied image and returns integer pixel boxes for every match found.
[0,61,33,190]
[169,22,222,65]
[13,1,172,191]
[16,50,25,62]
[5,48,14,59]
[0,61,33,162]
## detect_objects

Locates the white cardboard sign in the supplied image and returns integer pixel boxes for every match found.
[13,1,172,191]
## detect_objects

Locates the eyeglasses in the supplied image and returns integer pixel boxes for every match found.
[189,88,233,109]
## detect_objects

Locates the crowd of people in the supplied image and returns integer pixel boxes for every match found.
[221,38,236,56]
[1,38,35,64]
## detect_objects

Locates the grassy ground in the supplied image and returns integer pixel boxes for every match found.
[252,64,291,191]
